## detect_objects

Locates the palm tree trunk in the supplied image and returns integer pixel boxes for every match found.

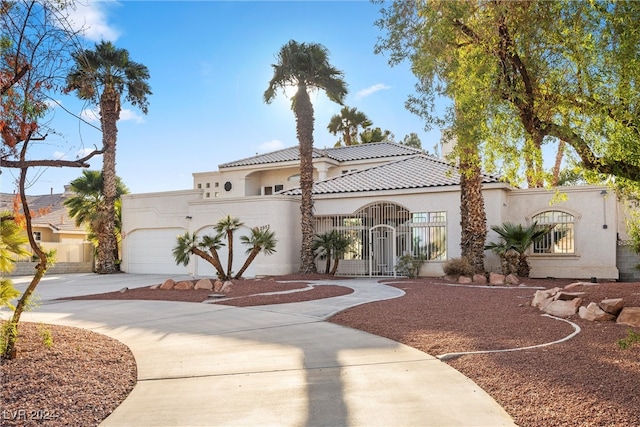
[226,231,234,279]
[330,257,340,275]
[294,85,318,274]
[459,140,487,274]
[192,247,225,279]
[234,249,260,279]
[97,87,120,274]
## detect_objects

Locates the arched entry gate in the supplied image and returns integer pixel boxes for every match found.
[314,202,412,277]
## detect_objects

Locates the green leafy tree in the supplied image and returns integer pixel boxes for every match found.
[401,132,422,149]
[359,127,393,144]
[485,222,551,277]
[235,226,277,279]
[264,40,347,274]
[66,41,151,274]
[64,170,129,266]
[375,1,640,192]
[327,106,372,146]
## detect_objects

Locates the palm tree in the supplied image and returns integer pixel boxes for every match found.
[215,215,244,279]
[235,226,277,279]
[485,222,551,277]
[327,106,371,146]
[173,231,226,279]
[264,40,347,274]
[0,214,29,310]
[359,127,393,144]
[65,41,151,274]
[64,170,129,268]
[313,231,336,274]
[329,232,351,276]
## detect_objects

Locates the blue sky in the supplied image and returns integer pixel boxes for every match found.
[2,0,445,196]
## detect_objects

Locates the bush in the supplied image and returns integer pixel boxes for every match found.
[442,257,474,277]
[395,255,424,278]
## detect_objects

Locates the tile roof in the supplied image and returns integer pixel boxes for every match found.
[219,142,423,168]
[280,154,501,195]
[0,192,85,233]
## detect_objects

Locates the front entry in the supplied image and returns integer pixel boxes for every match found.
[369,224,396,277]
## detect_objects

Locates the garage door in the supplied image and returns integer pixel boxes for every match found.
[125,228,188,275]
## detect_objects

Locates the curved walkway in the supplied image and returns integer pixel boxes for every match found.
[17,274,516,426]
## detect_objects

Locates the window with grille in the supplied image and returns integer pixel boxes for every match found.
[532,210,575,254]
[410,212,447,260]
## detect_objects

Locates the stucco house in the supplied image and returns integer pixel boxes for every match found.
[1,186,94,275]
[121,142,638,280]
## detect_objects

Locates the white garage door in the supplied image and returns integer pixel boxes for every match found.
[125,228,188,275]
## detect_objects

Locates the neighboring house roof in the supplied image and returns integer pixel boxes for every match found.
[280,154,501,195]
[0,192,85,234]
[219,142,423,168]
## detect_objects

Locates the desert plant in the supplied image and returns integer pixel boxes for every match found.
[235,226,277,279]
[39,323,53,349]
[485,221,551,277]
[617,329,640,350]
[313,231,351,275]
[443,257,474,277]
[395,255,424,278]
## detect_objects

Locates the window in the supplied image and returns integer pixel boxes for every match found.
[264,186,273,195]
[274,184,284,192]
[197,183,202,189]
[410,212,447,260]
[206,183,210,188]
[215,182,219,187]
[33,231,42,241]
[205,192,210,198]
[532,210,575,254]
[288,174,300,182]
[214,192,219,198]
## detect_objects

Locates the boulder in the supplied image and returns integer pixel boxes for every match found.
[564,282,585,291]
[194,278,214,290]
[554,291,587,301]
[473,274,487,285]
[617,307,640,328]
[505,274,520,285]
[443,275,458,283]
[214,280,224,292]
[149,284,160,290]
[578,302,616,322]
[489,272,505,285]
[599,298,624,316]
[220,280,233,293]
[531,287,562,309]
[160,278,176,290]
[543,298,583,317]
[174,280,194,290]
[458,276,473,284]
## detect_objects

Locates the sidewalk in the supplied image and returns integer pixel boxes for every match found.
[17,274,516,426]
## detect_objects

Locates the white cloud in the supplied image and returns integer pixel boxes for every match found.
[356,83,391,100]
[76,148,97,159]
[53,151,68,160]
[256,140,285,153]
[80,107,144,124]
[119,109,144,123]
[64,0,121,42]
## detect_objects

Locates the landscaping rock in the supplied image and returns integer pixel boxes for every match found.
[214,280,224,292]
[505,274,520,285]
[489,272,505,285]
[194,278,214,290]
[473,274,487,284]
[160,279,176,290]
[578,302,616,322]
[458,276,472,284]
[443,275,458,283]
[149,284,160,290]
[599,298,624,316]
[543,298,583,317]
[532,288,563,309]
[174,280,194,290]
[617,307,640,328]
[220,280,233,293]
[554,291,587,301]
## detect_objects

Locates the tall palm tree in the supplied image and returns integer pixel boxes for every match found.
[64,170,129,267]
[214,215,244,279]
[235,226,277,279]
[264,40,347,274]
[65,41,151,274]
[327,106,371,146]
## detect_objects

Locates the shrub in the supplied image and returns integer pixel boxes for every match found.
[395,255,424,278]
[442,257,474,277]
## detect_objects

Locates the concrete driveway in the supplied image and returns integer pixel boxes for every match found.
[12,273,516,426]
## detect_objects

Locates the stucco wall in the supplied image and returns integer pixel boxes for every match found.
[504,186,618,279]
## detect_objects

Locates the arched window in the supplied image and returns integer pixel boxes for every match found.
[532,210,575,254]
